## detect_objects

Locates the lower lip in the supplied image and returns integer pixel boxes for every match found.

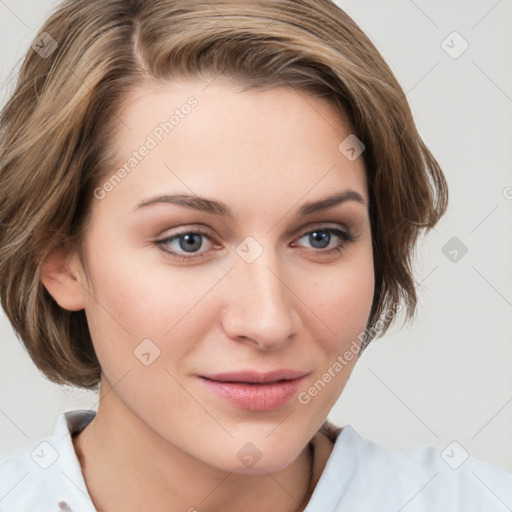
[199,376,305,411]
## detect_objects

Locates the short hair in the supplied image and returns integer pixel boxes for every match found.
[0,0,448,390]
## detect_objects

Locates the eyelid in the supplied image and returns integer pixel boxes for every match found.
[155,225,217,245]
[156,226,217,248]
[156,222,350,244]
[294,222,351,238]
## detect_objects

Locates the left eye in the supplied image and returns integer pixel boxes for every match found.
[295,228,351,251]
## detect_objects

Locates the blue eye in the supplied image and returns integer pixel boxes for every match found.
[156,229,213,261]
[296,228,351,251]
[156,226,353,262]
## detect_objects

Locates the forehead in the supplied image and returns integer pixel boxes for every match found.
[95,79,368,217]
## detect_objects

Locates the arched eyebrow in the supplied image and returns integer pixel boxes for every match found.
[133,190,366,218]
[297,190,366,216]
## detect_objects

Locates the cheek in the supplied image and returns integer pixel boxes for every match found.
[308,244,375,344]
[82,238,203,332]
[295,243,374,406]
[80,245,229,378]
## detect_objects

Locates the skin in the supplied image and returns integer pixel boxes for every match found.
[41,78,374,512]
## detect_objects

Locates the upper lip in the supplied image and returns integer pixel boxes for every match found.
[199,369,309,384]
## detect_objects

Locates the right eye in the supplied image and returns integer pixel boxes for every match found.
[155,229,217,261]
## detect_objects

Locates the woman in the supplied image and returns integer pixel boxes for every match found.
[0,1,510,511]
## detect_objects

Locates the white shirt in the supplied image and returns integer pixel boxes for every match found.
[0,409,510,511]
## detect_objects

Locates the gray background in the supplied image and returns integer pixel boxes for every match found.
[1,0,511,471]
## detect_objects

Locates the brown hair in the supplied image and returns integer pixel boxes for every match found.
[0,0,447,390]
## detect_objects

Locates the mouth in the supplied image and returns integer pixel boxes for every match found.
[200,369,309,384]
[198,370,309,411]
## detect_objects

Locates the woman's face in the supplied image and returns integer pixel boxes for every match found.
[73,79,374,473]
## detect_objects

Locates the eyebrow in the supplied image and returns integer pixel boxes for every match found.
[134,190,366,218]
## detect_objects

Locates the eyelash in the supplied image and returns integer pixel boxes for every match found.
[155,226,354,262]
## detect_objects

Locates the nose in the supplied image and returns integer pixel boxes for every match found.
[221,252,298,351]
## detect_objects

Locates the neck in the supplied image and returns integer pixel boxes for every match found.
[73,379,332,512]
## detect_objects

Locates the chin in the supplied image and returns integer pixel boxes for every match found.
[199,432,307,476]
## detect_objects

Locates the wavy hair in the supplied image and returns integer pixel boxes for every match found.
[0,0,448,389]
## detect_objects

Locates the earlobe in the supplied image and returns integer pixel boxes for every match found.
[40,246,86,311]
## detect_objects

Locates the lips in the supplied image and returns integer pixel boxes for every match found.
[198,369,309,411]
[200,369,308,384]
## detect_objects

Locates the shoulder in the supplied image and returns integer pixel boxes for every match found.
[0,410,97,512]
[308,424,512,512]
[0,431,65,511]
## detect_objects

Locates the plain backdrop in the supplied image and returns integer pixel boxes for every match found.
[1,0,511,472]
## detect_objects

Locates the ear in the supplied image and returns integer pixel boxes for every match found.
[40,246,86,311]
